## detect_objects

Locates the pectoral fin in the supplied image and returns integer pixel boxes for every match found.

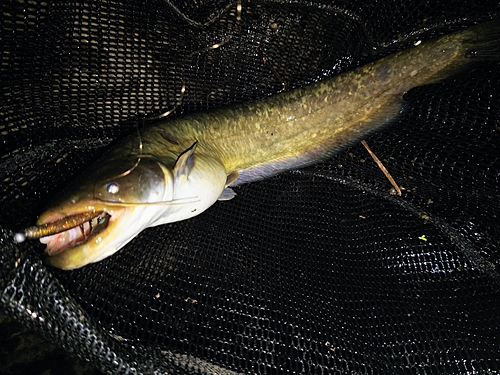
[218,171,239,200]
[218,187,236,201]
[174,142,197,181]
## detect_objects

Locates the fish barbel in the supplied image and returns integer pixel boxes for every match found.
[18,20,500,269]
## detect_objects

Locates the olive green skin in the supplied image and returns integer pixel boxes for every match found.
[134,22,494,185]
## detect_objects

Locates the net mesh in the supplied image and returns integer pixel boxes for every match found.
[1,0,500,374]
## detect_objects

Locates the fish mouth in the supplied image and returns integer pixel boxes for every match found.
[39,211,113,256]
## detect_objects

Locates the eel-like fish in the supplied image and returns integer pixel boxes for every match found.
[16,20,500,269]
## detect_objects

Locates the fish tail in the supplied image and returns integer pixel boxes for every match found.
[416,19,500,87]
[462,19,500,60]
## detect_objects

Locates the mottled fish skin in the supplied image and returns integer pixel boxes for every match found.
[36,20,500,269]
[124,21,500,186]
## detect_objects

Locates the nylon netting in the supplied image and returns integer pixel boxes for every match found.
[1,0,500,374]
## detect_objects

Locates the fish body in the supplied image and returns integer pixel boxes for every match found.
[30,20,500,269]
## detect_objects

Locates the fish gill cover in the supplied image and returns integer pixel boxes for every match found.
[1,0,500,374]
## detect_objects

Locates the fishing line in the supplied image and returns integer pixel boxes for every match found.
[90,2,242,203]
[88,2,243,208]
[147,2,242,120]
[146,36,234,121]
[160,0,242,28]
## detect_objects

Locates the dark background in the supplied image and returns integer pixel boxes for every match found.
[1,0,500,374]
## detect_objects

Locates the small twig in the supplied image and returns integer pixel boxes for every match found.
[361,140,402,196]
[257,48,289,91]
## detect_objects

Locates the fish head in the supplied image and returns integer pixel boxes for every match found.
[37,155,175,270]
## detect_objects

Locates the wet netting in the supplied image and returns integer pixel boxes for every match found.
[1,0,500,374]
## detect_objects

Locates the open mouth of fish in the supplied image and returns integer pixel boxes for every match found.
[39,211,112,256]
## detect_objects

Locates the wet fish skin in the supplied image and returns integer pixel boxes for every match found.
[36,20,500,269]
[145,20,500,185]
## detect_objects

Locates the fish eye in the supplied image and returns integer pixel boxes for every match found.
[106,182,119,194]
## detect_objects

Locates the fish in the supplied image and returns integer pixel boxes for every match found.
[16,20,500,269]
